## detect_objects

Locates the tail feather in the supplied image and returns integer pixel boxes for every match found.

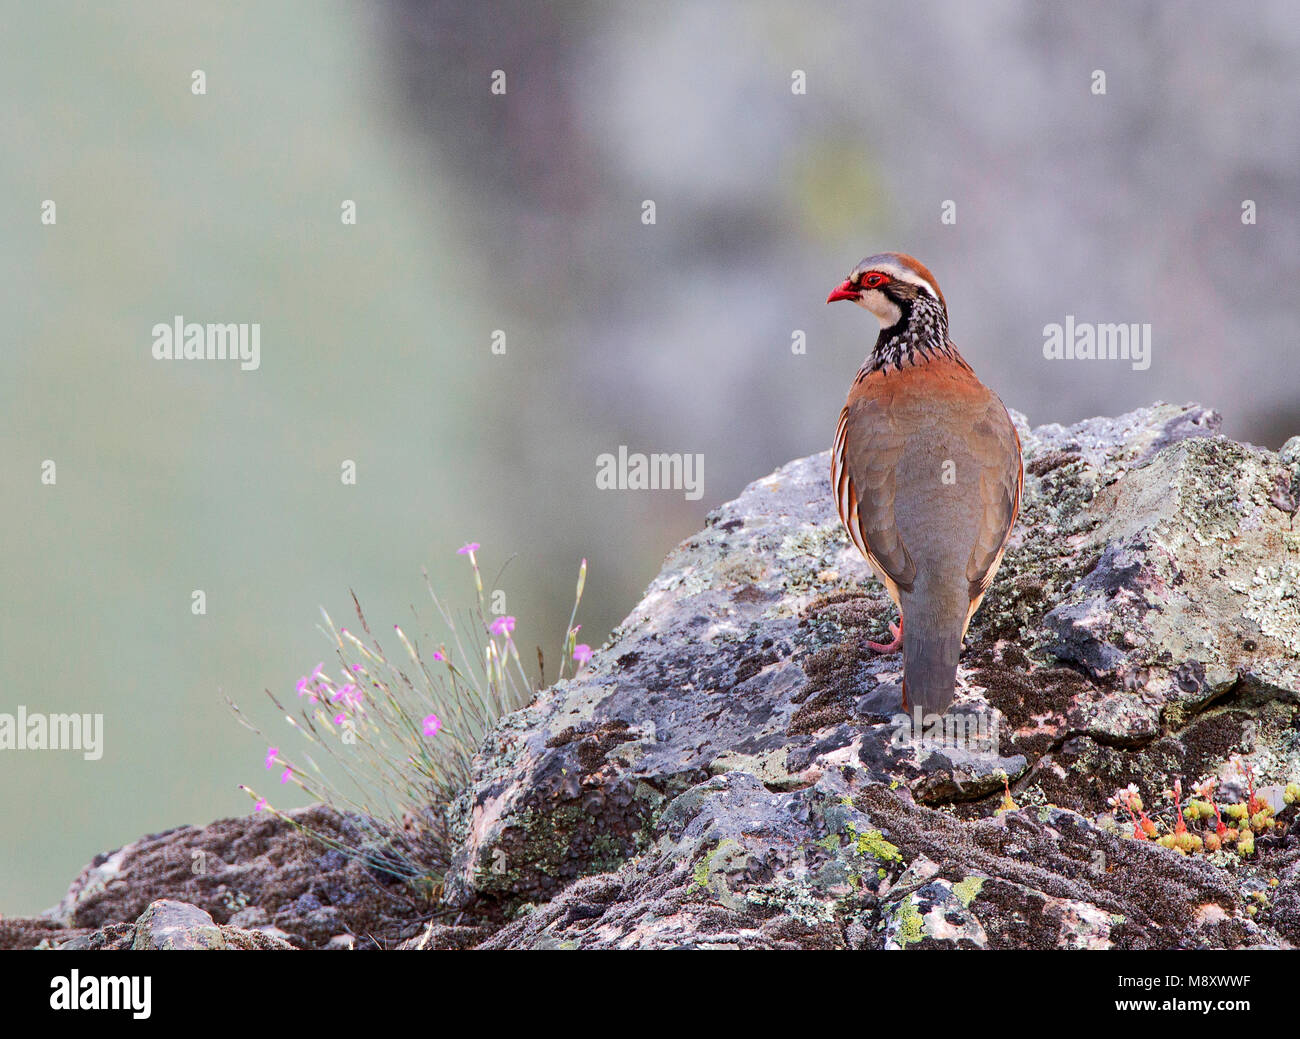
[901,620,962,716]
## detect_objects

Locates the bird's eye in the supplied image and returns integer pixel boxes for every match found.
[862,272,888,289]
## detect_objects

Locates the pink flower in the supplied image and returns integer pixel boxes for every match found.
[296,664,324,700]
[573,644,593,664]
[351,664,363,672]
[333,712,346,725]
[254,798,268,812]
[264,746,278,769]
[432,650,445,662]
[489,616,516,637]
[457,542,480,555]
[279,768,292,785]
[423,714,442,737]
[337,685,363,708]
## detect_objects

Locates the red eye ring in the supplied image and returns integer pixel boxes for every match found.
[861,272,888,289]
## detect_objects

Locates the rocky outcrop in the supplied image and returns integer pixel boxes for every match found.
[442,402,1300,948]
[1,806,423,950]
[56,899,297,951]
[6,402,1298,950]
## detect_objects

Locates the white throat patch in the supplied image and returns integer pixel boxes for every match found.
[855,288,902,329]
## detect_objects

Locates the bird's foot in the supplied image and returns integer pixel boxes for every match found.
[864,620,902,654]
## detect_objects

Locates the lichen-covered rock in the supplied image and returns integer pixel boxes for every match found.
[476,769,1271,950]
[2,805,424,950]
[131,899,227,950]
[1041,434,1300,698]
[48,898,296,951]
[445,402,1300,948]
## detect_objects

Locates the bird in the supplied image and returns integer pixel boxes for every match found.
[826,253,1022,716]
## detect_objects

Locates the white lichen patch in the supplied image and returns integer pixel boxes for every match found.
[1050,897,1114,949]
[745,878,835,926]
[1242,561,1300,657]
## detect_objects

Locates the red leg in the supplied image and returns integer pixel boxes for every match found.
[865,618,902,654]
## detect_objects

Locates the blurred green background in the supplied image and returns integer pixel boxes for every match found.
[3,0,1297,913]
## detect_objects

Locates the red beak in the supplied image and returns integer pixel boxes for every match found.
[826,279,859,304]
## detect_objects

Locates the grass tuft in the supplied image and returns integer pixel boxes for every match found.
[228,546,590,907]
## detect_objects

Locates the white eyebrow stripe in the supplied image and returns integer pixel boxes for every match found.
[867,262,938,300]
